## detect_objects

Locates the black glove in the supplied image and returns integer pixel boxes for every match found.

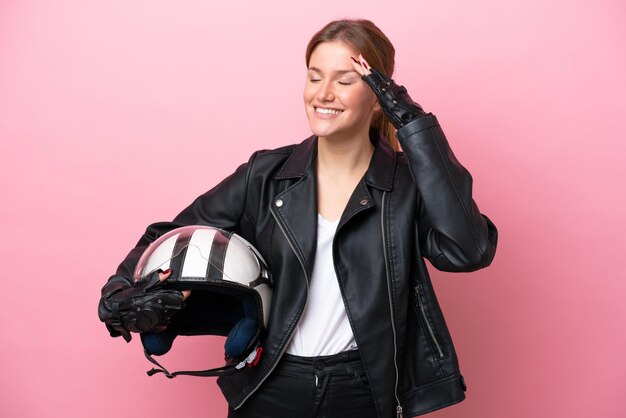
[98,270,185,342]
[362,68,427,129]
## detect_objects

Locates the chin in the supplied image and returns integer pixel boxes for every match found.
[310,126,340,139]
[307,119,343,139]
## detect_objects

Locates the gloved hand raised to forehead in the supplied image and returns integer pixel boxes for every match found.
[98,269,185,342]
[352,54,427,129]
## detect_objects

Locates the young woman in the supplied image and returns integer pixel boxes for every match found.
[99,19,497,418]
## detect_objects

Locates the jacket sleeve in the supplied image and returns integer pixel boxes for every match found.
[397,114,498,272]
[103,152,257,290]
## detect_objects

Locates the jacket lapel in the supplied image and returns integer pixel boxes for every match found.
[271,131,397,280]
[337,130,397,231]
[271,137,319,282]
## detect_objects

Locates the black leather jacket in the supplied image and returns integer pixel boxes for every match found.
[107,113,497,417]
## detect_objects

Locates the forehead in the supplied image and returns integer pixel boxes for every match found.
[308,41,358,70]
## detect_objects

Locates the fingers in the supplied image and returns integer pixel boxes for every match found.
[350,54,372,77]
[350,56,365,76]
[158,268,172,282]
[358,54,372,75]
[156,269,190,300]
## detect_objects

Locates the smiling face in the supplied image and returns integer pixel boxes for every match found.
[303,41,379,141]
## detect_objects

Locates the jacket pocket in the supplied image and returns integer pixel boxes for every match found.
[414,283,446,359]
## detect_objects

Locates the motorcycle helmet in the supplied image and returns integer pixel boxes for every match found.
[132,225,272,378]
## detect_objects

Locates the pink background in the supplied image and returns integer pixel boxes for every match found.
[1,1,625,417]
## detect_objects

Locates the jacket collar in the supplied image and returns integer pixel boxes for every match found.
[275,130,396,191]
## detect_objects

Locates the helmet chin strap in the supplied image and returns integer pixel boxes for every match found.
[144,345,263,378]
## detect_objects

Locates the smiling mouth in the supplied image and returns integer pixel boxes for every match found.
[314,107,344,115]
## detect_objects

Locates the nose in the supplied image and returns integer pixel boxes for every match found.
[317,81,335,102]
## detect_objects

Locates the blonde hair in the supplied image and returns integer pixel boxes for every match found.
[305,19,399,150]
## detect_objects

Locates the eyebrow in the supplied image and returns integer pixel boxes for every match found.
[308,66,359,76]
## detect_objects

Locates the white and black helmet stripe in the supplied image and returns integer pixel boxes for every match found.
[207,229,232,282]
[168,228,194,282]
[138,226,269,288]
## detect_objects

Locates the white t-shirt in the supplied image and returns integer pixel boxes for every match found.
[285,214,357,356]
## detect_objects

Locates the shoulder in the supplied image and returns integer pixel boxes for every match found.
[251,143,296,163]
[246,135,315,178]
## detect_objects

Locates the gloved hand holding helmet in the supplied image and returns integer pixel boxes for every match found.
[99,225,273,378]
[98,269,186,342]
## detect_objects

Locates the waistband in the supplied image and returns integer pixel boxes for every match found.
[281,349,362,367]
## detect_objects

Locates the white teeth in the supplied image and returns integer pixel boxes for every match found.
[315,107,343,115]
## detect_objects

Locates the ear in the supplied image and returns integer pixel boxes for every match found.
[373,101,381,112]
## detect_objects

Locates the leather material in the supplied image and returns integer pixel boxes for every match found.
[98,271,185,342]
[103,114,497,417]
[362,68,426,128]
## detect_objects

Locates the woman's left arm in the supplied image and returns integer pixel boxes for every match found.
[355,56,497,272]
[399,112,497,272]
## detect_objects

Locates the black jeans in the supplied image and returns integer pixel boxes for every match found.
[228,350,377,418]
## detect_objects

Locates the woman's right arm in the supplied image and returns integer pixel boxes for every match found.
[100,152,257,338]
[113,152,256,280]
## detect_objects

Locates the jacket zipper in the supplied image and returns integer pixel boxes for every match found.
[234,203,310,410]
[415,284,444,358]
[381,191,403,418]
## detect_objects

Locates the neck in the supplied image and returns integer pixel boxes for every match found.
[316,129,374,176]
